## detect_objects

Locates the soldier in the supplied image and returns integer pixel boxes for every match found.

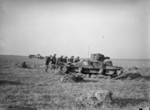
[75,56,80,63]
[57,55,64,66]
[63,56,68,63]
[57,55,64,70]
[45,55,52,72]
[68,56,74,63]
[51,54,57,69]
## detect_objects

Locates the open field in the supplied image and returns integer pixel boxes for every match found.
[0,55,150,110]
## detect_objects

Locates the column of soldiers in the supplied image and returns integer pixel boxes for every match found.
[45,54,80,72]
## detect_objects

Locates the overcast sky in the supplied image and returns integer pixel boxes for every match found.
[0,0,150,59]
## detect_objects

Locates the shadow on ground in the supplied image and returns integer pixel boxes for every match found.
[112,97,149,108]
[0,106,37,110]
[84,79,99,83]
[142,76,150,81]
[116,72,150,81]
[0,80,23,85]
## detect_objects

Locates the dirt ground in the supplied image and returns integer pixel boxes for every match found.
[0,55,150,110]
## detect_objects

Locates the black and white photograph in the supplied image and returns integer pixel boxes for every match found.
[0,0,150,110]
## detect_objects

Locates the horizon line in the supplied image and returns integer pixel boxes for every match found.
[0,54,150,60]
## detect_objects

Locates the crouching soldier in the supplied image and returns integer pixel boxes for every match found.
[45,55,52,72]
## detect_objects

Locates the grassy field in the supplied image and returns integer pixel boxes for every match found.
[0,55,150,110]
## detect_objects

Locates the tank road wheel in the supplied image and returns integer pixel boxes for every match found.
[105,70,116,79]
[62,66,68,74]
[78,67,83,73]
[113,69,124,79]
[116,69,123,76]
[98,68,103,74]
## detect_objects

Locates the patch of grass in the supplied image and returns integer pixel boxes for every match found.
[0,55,150,110]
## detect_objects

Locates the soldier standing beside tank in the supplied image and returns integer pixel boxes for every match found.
[63,56,68,63]
[51,54,57,69]
[68,56,74,63]
[57,55,64,71]
[75,56,80,63]
[45,55,52,72]
[57,55,64,65]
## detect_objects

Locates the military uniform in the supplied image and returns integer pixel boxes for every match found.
[51,56,57,69]
[45,56,52,71]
